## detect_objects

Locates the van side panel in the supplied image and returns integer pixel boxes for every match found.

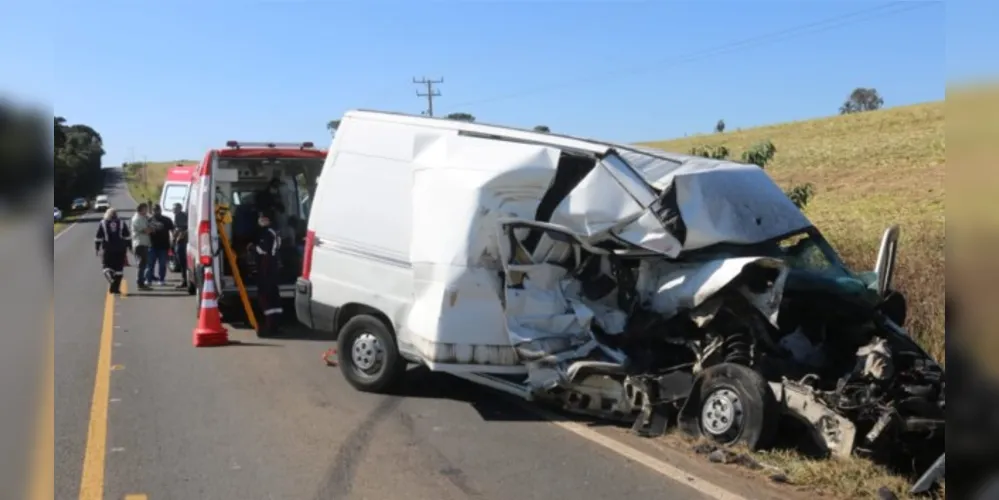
[308,117,416,346]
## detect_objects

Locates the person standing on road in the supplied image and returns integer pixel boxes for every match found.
[130,203,153,291]
[147,204,175,286]
[248,210,284,337]
[171,202,190,290]
[94,207,131,295]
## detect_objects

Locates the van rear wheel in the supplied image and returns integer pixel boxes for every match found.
[337,315,406,393]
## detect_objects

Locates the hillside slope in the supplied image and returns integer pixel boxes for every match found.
[642,101,945,360]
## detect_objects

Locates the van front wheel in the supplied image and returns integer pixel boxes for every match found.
[337,315,405,393]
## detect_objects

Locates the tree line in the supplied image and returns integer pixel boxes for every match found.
[54,116,106,208]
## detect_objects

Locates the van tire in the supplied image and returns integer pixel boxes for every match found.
[337,315,406,393]
[693,363,779,451]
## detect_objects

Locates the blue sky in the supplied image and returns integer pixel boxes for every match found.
[6,1,992,164]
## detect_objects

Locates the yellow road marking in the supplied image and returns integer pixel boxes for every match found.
[124,494,148,499]
[78,291,116,500]
[27,306,54,500]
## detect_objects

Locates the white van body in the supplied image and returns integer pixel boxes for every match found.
[93,194,110,212]
[159,165,196,224]
[297,110,810,401]
[297,112,946,491]
[159,182,190,222]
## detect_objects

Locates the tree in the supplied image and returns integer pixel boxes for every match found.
[715,119,725,133]
[740,140,777,168]
[689,145,729,160]
[53,116,105,208]
[446,112,476,122]
[533,125,550,133]
[839,87,884,114]
[326,119,341,135]
[785,183,815,210]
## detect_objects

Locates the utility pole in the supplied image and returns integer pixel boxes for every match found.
[413,77,443,117]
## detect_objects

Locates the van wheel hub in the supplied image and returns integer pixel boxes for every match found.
[701,388,744,436]
[351,333,384,373]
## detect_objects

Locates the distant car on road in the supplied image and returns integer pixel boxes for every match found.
[93,194,110,212]
[54,207,63,221]
[71,197,89,211]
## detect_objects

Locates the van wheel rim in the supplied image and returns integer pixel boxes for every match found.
[701,388,744,437]
[351,332,384,374]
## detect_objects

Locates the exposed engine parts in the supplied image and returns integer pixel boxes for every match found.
[502,225,945,494]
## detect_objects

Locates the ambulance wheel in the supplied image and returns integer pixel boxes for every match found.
[694,363,779,451]
[337,315,406,393]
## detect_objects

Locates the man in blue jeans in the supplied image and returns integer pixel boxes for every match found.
[146,204,174,286]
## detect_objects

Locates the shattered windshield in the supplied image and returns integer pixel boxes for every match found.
[772,231,852,278]
[679,229,854,278]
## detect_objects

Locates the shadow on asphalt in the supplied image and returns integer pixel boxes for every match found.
[210,309,604,424]
[390,366,606,424]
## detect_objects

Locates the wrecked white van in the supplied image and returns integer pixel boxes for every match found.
[295,110,944,492]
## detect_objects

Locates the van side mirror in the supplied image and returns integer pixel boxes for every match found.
[874,225,900,297]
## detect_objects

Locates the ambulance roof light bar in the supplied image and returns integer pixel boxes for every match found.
[225,140,315,150]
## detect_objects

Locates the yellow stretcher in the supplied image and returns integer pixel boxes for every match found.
[214,204,258,332]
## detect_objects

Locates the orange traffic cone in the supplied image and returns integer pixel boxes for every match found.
[192,266,229,347]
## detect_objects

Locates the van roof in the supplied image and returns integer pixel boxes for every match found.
[344,109,618,156]
[343,110,688,167]
[216,144,327,160]
[196,143,328,176]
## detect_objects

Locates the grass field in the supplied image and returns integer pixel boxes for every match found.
[643,101,945,363]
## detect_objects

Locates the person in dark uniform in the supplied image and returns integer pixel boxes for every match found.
[94,207,132,294]
[248,210,284,337]
[254,177,286,219]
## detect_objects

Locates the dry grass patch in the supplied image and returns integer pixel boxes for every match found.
[641,101,945,363]
[753,448,942,500]
[661,432,943,500]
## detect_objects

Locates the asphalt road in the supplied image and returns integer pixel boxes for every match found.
[54,171,792,500]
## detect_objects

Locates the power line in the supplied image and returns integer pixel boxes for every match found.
[413,77,443,117]
[441,1,935,113]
